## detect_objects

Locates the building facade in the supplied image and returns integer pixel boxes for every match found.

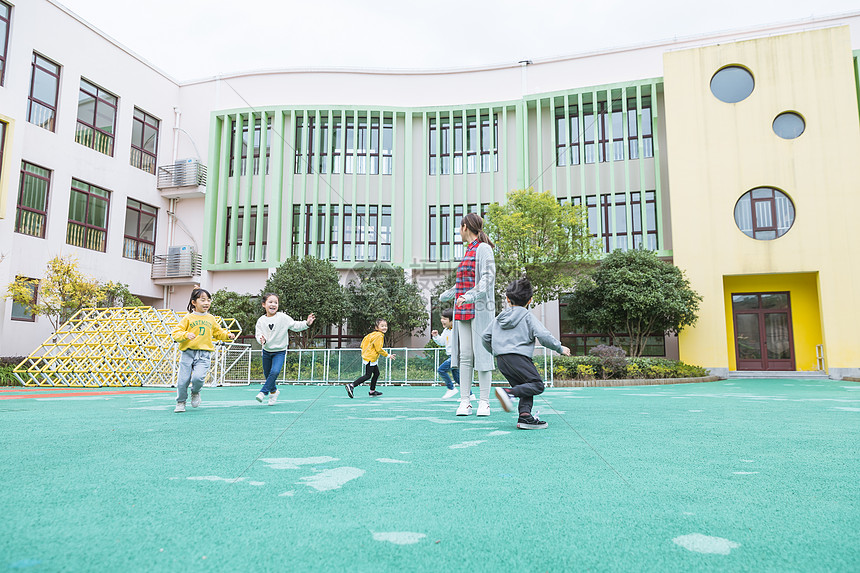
[1,0,858,378]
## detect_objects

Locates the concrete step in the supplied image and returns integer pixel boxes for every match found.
[728,370,829,379]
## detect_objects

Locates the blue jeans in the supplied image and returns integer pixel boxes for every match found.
[261,349,286,394]
[177,349,212,403]
[437,356,460,390]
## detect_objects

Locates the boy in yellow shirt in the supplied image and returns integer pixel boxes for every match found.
[345,319,396,398]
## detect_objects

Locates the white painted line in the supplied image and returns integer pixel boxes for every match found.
[372,532,426,545]
[672,533,740,555]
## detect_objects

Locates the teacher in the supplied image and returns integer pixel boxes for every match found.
[439,213,496,416]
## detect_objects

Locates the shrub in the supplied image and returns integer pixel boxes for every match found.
[576,364,597,380]
[0,357,25,386]
[589,344,627,379]
[553,354,708,380]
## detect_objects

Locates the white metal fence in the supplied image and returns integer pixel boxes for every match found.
[219,346,556,387]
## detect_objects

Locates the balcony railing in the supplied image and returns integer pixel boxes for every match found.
[124,237,155,263]
[66,221,106,252]
[151,249,202,280]
[156,160,207,189]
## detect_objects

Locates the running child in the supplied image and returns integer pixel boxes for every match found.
[431,308,460,400]
[482,278,571,429]
[254,293,316,406]
[345,319,395,398]
[171,288,236,413]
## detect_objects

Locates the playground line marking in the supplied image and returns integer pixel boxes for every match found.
[0,389,174,400]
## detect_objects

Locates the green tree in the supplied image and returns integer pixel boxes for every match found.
[346,264,427,346]
[99,281,143,308]
[485,188,599,304]
[5,255,102,332]
[565,248,702,357]
[210,289,261,342]
[263,257,348,348]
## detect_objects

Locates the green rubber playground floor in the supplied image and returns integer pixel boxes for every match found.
[1,378,858,572]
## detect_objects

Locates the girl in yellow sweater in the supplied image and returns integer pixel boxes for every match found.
[170,288,235,412]
[345,319,395,398]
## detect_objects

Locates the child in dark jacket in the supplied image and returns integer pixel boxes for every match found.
[482,278,570,429]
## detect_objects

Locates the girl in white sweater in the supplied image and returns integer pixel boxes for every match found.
[254,293,315,405]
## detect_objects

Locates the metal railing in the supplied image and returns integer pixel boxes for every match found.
[234,346,556,387]
[157,160,207,189]
[150,250,202,279]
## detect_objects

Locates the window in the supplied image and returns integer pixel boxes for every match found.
[342,205,353,261]
[15,162,51,238]
[573,192,657,253]
[0,2,10,86]
[225,205,269,262]
[130,108,159,174]
[710,65,754,103]
[230,116,271,176]
[380,206,392,262]
[430,203,489,261]
[559,296,666,357]
[328,205,340,260]
[430,114,498,175]
[772,112,805,140]
[28,54,61,132]
[296,113,392,175]
[285,203,390,262]
[75,79,117,156]
[734,188,795,240]
[67,179,110,252]
[556,97,652,165]
[11,277,38,322]
[123,199,157,262]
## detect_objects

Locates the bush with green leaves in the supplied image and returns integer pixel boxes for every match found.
[589,344,627,379]
[552,354,707,380]
[0,357,25,386]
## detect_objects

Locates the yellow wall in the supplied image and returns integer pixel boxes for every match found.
[0,114,14,220]
[723,273,822,371]
[663,26,860,375]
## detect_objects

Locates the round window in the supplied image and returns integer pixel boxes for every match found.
[710,65,754,103]
[733,188,795,240]
[772,112,805,139]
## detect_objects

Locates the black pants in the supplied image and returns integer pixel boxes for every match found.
[495,353,545,416]
[352,363,380,391]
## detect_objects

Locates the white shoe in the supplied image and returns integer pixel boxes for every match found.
[268,390,280,406]
[255,392,265,403]
[190,393,201,408]
[442,389,459,400]
[477,400,490,417]
[174,402,186,413]
[495,387,514,412]
[455,401,473,416]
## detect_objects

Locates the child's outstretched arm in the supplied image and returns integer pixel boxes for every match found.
[171,315,193,341]
[528,314,565,355]
[212,318,235,342]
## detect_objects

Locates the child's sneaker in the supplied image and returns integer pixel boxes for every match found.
[345,384,354,399]
[174,402,186,413]
[495,387,514,412]
[190,393,201,408]
[516,414,547,430]
[268,390,280,405]
[368,390,383,397]
[476,400,491,417]
[455,400,472,416]
[255,392,265,403]
[442,389,459,400]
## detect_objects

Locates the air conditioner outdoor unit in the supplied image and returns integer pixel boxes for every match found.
[174,158,197,186]
[167,245,193,276]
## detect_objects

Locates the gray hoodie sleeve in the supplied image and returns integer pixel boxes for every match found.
[481,321,494,353]
[527,313,564,354]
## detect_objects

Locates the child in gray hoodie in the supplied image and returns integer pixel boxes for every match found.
[482,278,571,429]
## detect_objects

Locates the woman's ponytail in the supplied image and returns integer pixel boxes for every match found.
[462,212,495,248]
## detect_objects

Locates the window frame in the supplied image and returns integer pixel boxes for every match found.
[0,2,11,86]
[225,205,269,263]
[27,53,61,132]
[75,78,118,156]
[15,161,51,239]
[123,198,158,263]
[130,107,160,174]
[66,179,110,253]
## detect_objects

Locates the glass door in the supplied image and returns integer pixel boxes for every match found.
[732,292,795,371]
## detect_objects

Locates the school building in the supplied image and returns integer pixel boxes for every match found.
[1,0,858,379]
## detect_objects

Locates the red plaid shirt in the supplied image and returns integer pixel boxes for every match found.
[454,240,480,321]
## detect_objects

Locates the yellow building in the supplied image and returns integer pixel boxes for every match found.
[663,26,860,379]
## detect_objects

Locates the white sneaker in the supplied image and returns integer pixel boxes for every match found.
[268,390,280,406]
[442,389,459,400]
[455,401,473,416]
[255,392,265,403]
[477,400,491,417]
[495,387,514,412]
[174,402,186,413]
[190,393,201,408]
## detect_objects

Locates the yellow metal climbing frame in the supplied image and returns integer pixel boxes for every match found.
[13,306,241,387]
